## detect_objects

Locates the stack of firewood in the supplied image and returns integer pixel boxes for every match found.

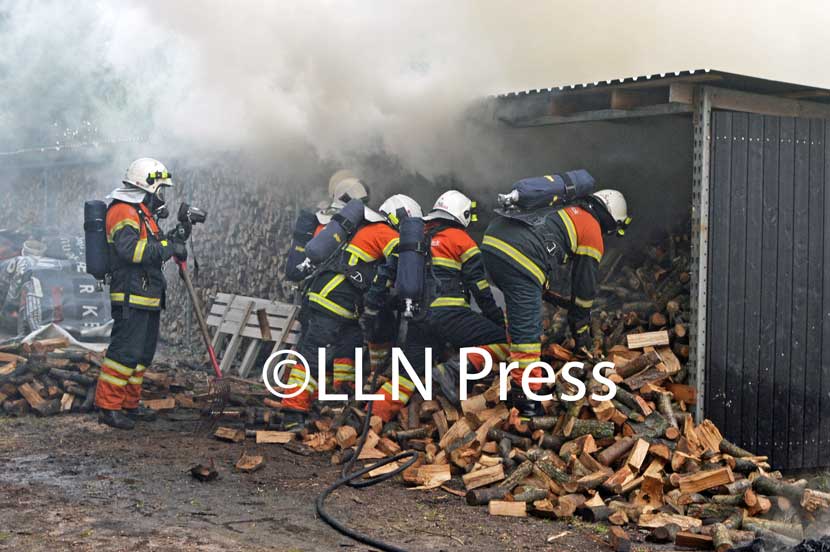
[0,337,189,416]
[237,332,827,550]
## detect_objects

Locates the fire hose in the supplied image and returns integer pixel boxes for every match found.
[315,318,419,552]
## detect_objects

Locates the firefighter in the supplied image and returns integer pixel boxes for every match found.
[279,194,422,427]
[285,176,370,284]
[95,158,188,430]
[365,190,510,423]
[481,189,630,417]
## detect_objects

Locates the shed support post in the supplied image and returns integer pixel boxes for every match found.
[690,86,712,423]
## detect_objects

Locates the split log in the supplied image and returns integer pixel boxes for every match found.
[677,467,734,494]
[615,351,661,378]
[462,464,505,491]
[235,453,265,473]
[597,436,636,466]
[498,460,533,490]
[488,500,526,517]
[646,523,681,543]
[626,331,669,349]
[609,526,631,552]
[674,532,713,549]
[256,431,295,444]
[742,517,804,541]
[638,512,702,531]
[214,427,245,443]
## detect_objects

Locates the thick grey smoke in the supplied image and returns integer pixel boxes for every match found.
[1,0,828,178]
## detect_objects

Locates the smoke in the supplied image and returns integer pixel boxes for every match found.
[1,0,828,181]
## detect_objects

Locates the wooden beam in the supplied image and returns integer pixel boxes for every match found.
[705,85,830,119]
[503,102,692,127]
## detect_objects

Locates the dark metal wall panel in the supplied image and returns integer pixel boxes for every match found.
[707,111,829,470]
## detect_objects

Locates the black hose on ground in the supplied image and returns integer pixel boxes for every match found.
[315,354,419,552]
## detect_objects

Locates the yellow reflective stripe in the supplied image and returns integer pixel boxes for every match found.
[132,238,147,263]
[320,274,345,297]
[160,240,168,246]
[127,376,144,385]
[382,237,400,258]
[460,246,480,263]
[574,296,594,308]
[575,245,602,262]
[107,219,140,242]
[135,364,146,373]
[432,257,462,270]
[99,373,128,387]
[511,343,541,353]
[430,297,470,308]
[345,244,375,262]
[109,293,161,308]
[103,357,134,377]
[481,236,546,285]
[476,280,490,290]
[295,246,305,252]
[557,210,577,251]
[129,295,161,308]
[348,254,359,266]
[308,293,358,319]
[576,325,590,334]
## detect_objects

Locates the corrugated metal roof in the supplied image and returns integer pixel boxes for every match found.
[496,69,830,103]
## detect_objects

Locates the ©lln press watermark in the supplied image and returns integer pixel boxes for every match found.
[262,347,617,402]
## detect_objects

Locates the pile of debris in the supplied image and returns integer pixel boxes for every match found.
[0,337,191,416]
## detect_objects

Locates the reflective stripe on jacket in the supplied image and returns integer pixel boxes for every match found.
[106,201,171,311]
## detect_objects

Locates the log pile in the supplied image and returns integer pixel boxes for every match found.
[0,337,189,416]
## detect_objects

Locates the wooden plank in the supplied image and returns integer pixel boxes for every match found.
[757,115,780,462]
[625,331,669,349]
[707,111,732,437]
[214,427,245,442]
[788,116,811,468]
[803,118,825,468]
[488,500,526,517]
[256,431,295,444]
[256,308,273,341]
[218,300,256,375]
[707,86,830,119]
[210,293,237,349]
[741,113,764,458]
[237,339,262,379]
[724,111,748,445]
[822,121,830,462]
[773,115,795,469]
[143,397,175,410]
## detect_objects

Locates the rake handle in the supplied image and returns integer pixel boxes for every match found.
[177,259,223,380]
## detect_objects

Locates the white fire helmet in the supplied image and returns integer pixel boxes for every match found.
[315,177,370,224]
[122,158,173,195]
[424,190,477,228]
[591,189,631,235]
[365,194,422,226]
[328,169,357,198]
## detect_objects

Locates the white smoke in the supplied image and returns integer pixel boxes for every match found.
[1,0,828,178]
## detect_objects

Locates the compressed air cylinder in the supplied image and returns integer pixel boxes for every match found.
[303,198,365,265]
[510,169,595,210]
[83,200,110,280]
[394,216,426,302]
[285,209,321,282]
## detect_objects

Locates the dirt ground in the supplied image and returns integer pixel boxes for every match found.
[0,411,635,552]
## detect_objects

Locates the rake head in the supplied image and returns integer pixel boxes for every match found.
[194,377,231,434]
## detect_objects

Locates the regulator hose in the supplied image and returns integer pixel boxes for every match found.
[315,355,419,552]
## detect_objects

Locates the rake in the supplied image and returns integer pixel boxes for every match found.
[176,259,229,432]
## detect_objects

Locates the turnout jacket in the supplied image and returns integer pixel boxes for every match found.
[365,221,503,326]
[482,204,604,334]
[106,201,173,311]
[306,222,399,320]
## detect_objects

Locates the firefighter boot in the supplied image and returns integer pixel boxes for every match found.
[124,406,158,422]
[281,409,309,432]
[506,386,545,420]
[98,409,136,430]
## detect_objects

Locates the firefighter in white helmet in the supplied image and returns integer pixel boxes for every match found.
[279,194,422,427]
[95,158,188,430]
[365,190,511,422]
[481,187,630,418]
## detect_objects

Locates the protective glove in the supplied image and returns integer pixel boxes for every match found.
[359,306,379,337]
[170,237,188,262]
[171,221,192,241]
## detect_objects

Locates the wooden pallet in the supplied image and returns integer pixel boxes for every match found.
[206,293,301,378]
